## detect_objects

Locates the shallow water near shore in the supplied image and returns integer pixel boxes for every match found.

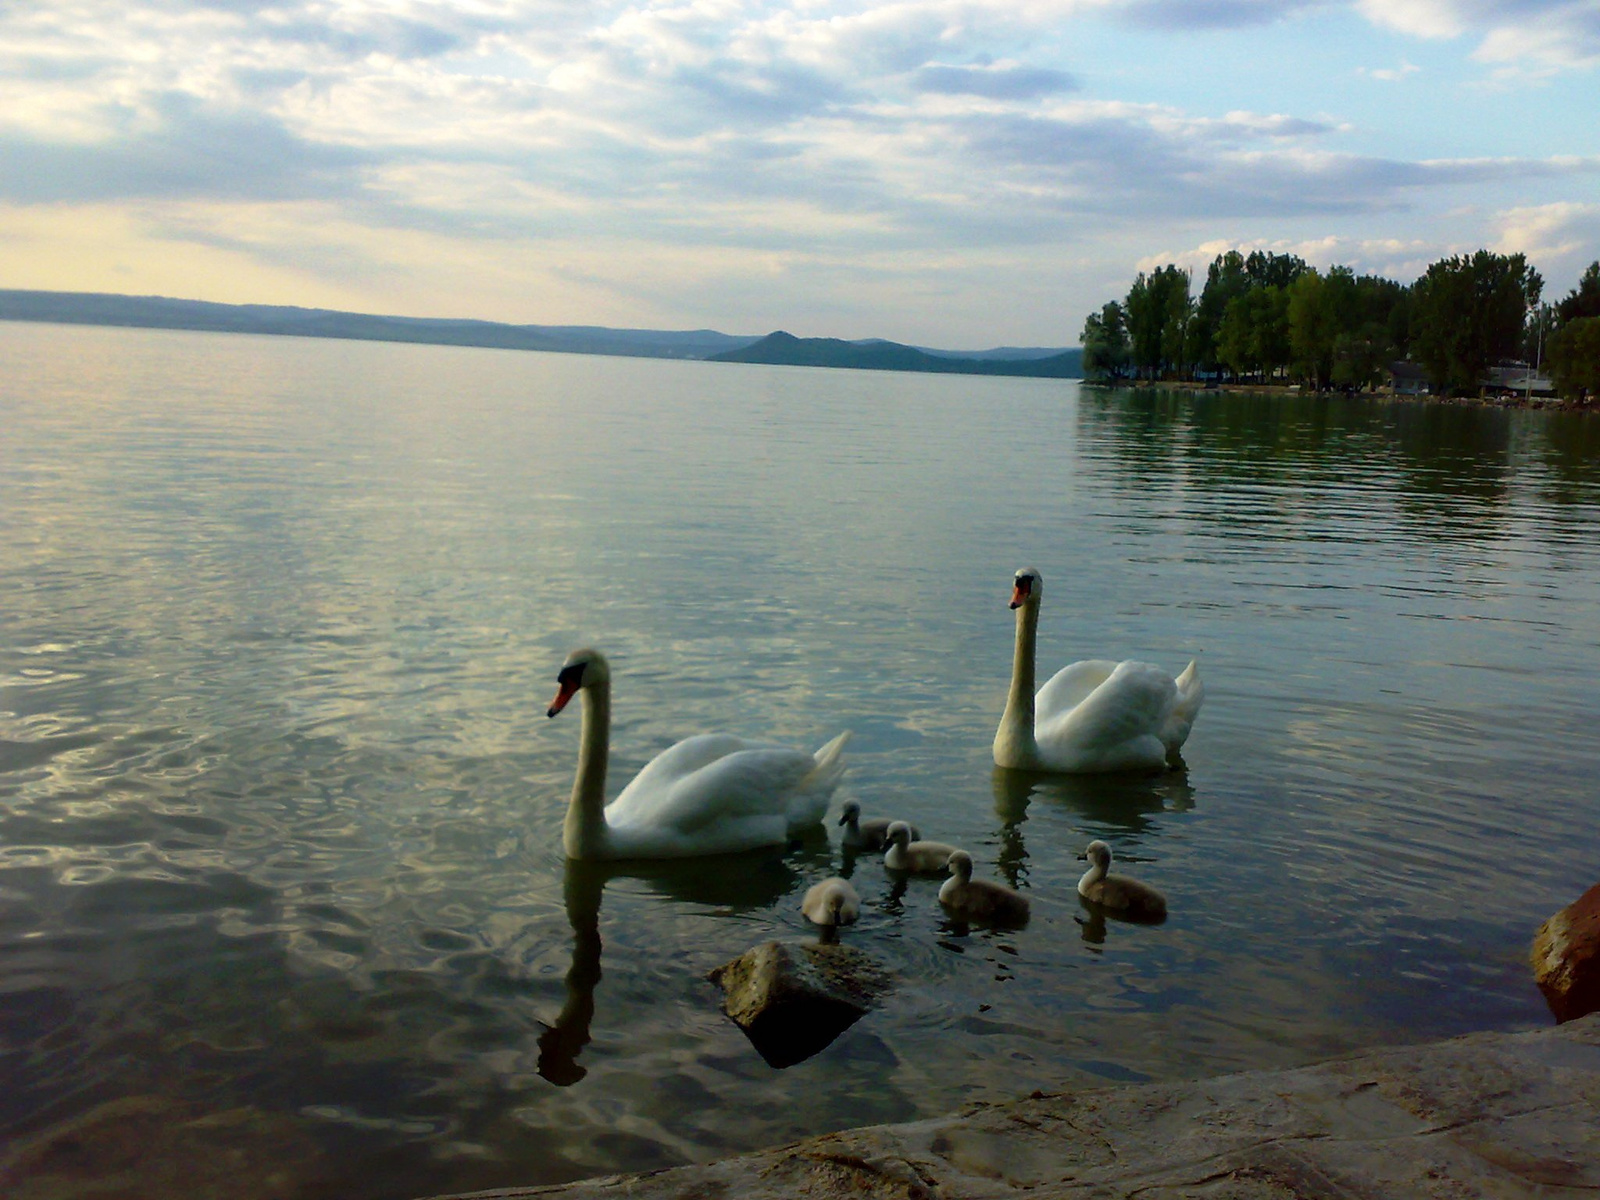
[2,321,1598,1198]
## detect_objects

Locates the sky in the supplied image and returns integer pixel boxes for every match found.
[2,0,1598,349]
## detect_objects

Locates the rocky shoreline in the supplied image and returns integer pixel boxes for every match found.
[430,1013,1600,1200]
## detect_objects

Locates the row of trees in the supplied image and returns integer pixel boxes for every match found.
[1081,250,1600,400]
[1545,262,1600,401]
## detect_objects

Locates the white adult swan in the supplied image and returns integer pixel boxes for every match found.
[547,649,850,860]
[993,568,1203,774]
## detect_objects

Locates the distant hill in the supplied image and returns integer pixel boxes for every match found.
[918,345,1074,361]
[0,289,1082,376]
[709,331,1083,378]
[0,290,760,360]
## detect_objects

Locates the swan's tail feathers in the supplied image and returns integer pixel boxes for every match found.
[785,732,850,835]
[807,731,851,783]
[1175,660,1203,706]
[1162,661,1205,764]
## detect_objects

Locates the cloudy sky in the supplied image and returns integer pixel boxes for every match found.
[3,1,1597,348]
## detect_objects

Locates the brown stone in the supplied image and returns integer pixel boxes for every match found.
[708,940,892,1068]
[1532,880,1600,1023]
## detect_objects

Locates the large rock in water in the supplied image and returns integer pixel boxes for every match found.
[1532,881,1600,1023]
[709,940,892,1068]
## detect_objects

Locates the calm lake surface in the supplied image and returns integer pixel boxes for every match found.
[3,321,1599,1198]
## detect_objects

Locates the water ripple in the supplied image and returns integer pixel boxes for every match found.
[3,328,1599,1197]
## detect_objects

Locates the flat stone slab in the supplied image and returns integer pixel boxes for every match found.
[435,1013,1600,1200]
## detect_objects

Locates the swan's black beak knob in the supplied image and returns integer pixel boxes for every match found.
[548,662,584,717]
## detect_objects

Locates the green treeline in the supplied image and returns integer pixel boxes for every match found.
[1081,250,1600,401]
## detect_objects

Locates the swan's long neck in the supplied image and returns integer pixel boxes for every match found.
[994,600,1039,768]
[564,682,612,859]
[1078,858,1107,891]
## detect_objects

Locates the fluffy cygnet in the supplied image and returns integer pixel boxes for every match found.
[939,851,1030,926]
[838,800,919,852]
[1077,840,1167,919]
[801,877,861,927]
[883,821,961,874]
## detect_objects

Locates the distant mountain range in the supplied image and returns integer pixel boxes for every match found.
[0,289,1080,378]
[710,331,1082,377]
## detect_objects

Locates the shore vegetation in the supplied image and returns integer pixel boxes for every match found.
[1082,250,1600,404]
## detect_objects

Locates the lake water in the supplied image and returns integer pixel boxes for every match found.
[2,321,1598,1198]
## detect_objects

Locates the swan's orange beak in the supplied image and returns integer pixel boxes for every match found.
[1009,581,1031,609]
[547,678,580,718]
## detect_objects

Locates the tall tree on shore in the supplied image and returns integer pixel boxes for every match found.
[1331,273,1405,390]
[1190,251,1250,376]
[1125,272,1156,379]
[1287,267,1360,389]
[1215,294,1253,379]
[1555,261,1600,327]
[1081,301,1131,379]
[1546,316,1600,401]
[1217,285,1290,381]
[1161,268,1194,378]
[1125,265,1190,379]
[1354,273,1409,351]
[1244,250,1308,291]
[1411,251,1542,396]
[1386,285,1415,358]
[1330,326,1394,390]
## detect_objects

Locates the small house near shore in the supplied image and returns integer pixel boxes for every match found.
[1481,365,1556,398]
[1385,360,1557,399]
[1387,361,1430,396]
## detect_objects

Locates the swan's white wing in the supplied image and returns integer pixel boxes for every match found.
[1034,659,1121,724]
[606,733,752,820]
[1035,660,1176,771]
[606,735,817,837]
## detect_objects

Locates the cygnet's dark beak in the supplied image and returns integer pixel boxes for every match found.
[836,813,848,826]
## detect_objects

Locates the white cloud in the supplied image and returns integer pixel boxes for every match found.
[1355,0,1466,38]
[1135,233,1456,282]
[1,0,1597,344]
[1475,15,1600,73]
[1354,0,1600,73]
[1493,202,1600,293]
[1359,59,1422,80]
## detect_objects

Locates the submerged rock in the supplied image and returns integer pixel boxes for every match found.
[709,940,892,1068]
[1533,880,1600,1023]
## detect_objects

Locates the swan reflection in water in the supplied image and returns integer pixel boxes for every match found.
[536,841,827,1086]
[991,764,1195,832]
